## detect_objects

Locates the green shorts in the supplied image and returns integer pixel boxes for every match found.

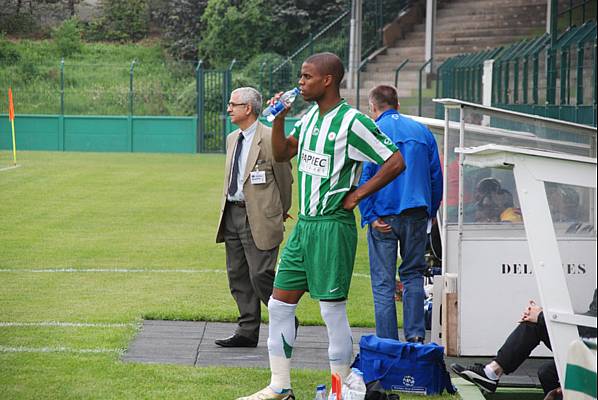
[274,211,357,300]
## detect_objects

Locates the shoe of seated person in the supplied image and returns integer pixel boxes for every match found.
[236,386,295,400]
[451,363,498,393]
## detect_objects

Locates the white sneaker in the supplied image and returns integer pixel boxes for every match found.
[236,386,295,400]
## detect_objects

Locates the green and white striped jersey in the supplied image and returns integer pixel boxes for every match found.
[291,100,398,217]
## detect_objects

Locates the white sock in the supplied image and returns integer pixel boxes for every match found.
[320,300,353,380]
[267,297,297,391]
[484,364,499,380]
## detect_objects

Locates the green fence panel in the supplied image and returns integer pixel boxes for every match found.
[133,117,196,153]
[577,105,596,126]
[225,117,300,136]
[65,116,129,152]
[557,105,577,122]
[1,115,59,150]
[1,115,198,153]
[0,115,59,151]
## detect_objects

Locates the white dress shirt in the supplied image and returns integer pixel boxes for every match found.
[227,120,257,202]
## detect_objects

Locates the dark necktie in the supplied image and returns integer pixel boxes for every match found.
[228,133,244,197]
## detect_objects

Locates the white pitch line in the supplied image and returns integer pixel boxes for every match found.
[0,268,371,278]
[0,321,136,328]
[0,268,226,274]
[0,164,20,172]
[0,346,122,354]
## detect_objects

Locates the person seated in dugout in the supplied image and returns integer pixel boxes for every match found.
[471,177,522,223]
[451,290,597,399]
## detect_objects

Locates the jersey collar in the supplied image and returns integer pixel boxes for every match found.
[375,108,400,122]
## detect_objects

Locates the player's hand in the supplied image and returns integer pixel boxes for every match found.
[268,92,291,120]
[372,218,392,233]
[518,300,542,323]
[342,191,360,211]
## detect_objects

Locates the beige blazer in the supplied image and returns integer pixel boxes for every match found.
[216,122,293,250]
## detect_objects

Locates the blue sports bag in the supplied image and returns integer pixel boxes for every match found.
[352,335,457,395]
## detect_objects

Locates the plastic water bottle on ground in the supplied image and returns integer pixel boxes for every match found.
[263,87,300,122]
[342,368,367,400]
[314,384,327,400]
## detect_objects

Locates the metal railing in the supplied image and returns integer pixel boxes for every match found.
[418,57,433,116]
[261,0,408,101]
[435,20,597,126]
[394,59,409,88]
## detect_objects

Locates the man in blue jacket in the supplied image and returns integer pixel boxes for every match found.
[358,85,443,343]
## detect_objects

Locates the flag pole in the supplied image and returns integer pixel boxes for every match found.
[8,87,16,166]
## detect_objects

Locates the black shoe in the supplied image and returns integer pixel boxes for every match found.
[451,363,498,393]
[407,336,424,344]
[215,334,258,348]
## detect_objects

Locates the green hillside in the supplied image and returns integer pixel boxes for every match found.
[0,39,196,116]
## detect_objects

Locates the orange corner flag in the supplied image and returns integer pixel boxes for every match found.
[8,87,17,165]
[8,87,15,121]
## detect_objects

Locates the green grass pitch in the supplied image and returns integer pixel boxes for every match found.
[0,151,455,399]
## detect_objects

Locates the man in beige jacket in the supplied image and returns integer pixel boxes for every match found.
[215,87,293,347]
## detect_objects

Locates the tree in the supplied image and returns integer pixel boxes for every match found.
[197,0,274,68]
[268,0,347,55]
[52,17,82,57]
[152,0,208,60]
[95,0,149,41]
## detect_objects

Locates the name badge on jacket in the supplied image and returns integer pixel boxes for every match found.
[250,171,266,184]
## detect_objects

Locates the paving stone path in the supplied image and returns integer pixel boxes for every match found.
[123,320,544,388]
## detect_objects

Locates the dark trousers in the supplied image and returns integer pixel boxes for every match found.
[223,203,277,341]
[494,313,559,394]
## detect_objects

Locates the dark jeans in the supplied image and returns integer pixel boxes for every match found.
[367,207,428,340]
[494,313,559,394]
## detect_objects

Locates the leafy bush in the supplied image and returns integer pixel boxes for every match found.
[152,0,208,61]
[197,0,274,68]
[0,34,21,64]
[52,18,82,57]
[175,81,197,116]
[0,13,40,36]
[86,0,149,42]
[19,61,39,83]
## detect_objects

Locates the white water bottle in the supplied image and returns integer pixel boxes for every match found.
[314,384,327,400]
[263,87,300,122]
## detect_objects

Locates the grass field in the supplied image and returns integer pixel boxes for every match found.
[0,151,455,399]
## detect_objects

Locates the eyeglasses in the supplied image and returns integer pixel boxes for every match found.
[227,102,247,108]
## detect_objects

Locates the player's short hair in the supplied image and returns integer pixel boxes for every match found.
[304,52,345,86]
[232,87,262,116]
[369,85,399,109]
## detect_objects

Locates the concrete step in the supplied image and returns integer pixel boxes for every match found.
[436,11,546,24]
[398,35,528,47]
[387,44,505,56]
[443,0,548,7]
[436,17,546,28]
[437,3,546,17]
[341,97,437,118]
[413,19,545,31]
[368,58,449,70]
[360,70,420,81]
[361,79,420,90]
[342,85,415,97]
[403,27,542,40]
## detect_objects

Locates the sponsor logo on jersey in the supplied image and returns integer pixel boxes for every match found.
[299,149,330,178]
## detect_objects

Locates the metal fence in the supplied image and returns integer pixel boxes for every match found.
[436,20,597,126]
[261,0,407,103]
[1,0,412,152]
